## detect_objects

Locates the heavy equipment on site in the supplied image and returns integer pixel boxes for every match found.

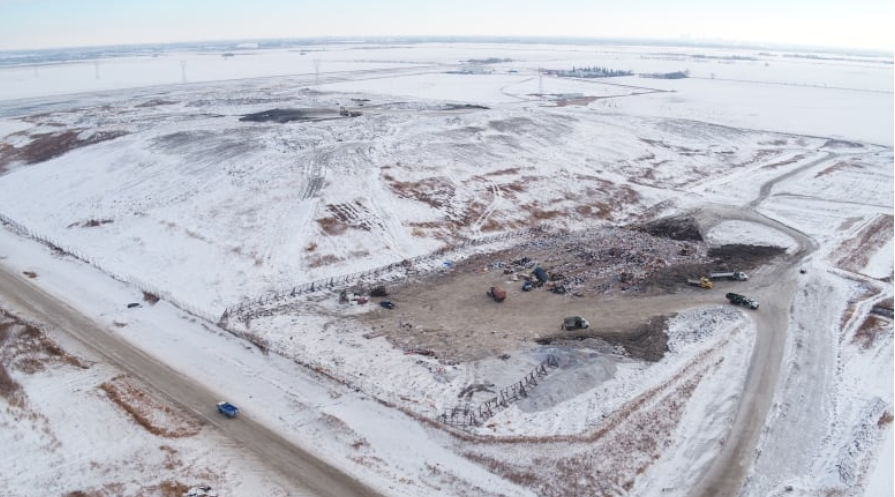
[710,271,749,281]
[687,277,714,289]
[726,292,759,310]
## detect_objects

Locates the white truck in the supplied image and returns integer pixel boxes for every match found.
[710,271,748,281]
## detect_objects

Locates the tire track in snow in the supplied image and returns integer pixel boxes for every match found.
[471,181,503,237]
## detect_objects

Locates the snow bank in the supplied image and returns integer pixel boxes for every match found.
[706,220,798,252]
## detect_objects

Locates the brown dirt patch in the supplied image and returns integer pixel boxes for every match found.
[100,375,203,438]
[0,308,86,406]
[143,291,160,305]
[357,227,714,363]
[832,214,893,276]
[853,315,891,349]
[815,159,860,177]
[0,129,127,172]
[384,174,455,210]
[22,271,37,279]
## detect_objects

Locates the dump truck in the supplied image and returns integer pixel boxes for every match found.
[726,292,759,310]
[687,277,714,289]
[217,401,239,418]
[487,286,507,302]
[562,316,590,331]
[710,271,749,281]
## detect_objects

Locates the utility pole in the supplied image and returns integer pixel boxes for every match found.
[180,60,187,84]
[94,60,100,80]
[538,67,543,100]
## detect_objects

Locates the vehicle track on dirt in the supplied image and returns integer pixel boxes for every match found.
[0,263,384,497]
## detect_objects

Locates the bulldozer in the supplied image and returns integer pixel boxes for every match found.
[687,277,714,289]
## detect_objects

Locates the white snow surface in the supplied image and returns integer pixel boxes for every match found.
[706,220,799,252]
[0,42,891,497]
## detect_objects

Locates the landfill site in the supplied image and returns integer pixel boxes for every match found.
[357,218,782,365]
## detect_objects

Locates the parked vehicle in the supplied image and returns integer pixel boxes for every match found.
[726,292,759,310]
[370,286,388,297]
[522,280,533,292]
[710,271,749,281]
[487,286,507,302]
[127,303,142,309]
[380,300,395,310]
[217,401,239,418]
[533,266,549,283]
[562,316,590,331]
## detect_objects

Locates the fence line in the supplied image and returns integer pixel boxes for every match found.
[439,354,560,429]
[0,212,217,323]
[223,224,549,322]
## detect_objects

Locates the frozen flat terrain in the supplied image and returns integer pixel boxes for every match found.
[0,41,891,497]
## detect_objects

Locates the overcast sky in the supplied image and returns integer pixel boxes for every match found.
[1,0,892,52]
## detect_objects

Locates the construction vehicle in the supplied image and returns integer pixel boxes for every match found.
[726,292,759,310]
[217,401,239,418]
[710,271,749,281]
[533,267,549,284]
[687,277,714,289]
[562,316,590,331]
[487,286,507,302]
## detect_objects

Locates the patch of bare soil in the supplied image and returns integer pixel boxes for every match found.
[143,291,160,305]
[760,153,806,170]
[383,174,456,210]
[535,315,671,362]
[853,315,892,349]
[0,129,127,172]
[100,375,203,438]
[814,159,861,178]
[22,271,37,279]
[0,308,86,421]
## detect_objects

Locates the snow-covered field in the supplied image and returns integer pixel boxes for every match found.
[0,41,891,497]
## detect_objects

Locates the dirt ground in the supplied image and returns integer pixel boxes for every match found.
[357,223,783,364]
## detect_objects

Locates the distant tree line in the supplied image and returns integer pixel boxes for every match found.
[548,66,634,78]
[639,69,690,79]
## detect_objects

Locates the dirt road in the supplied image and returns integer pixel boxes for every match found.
[688,204,817,496]
[0,263,384,497]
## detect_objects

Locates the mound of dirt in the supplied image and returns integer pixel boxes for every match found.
[707,244,786,270]
[635,215,703,241]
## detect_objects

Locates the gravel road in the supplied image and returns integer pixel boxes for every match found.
[0,262,384,497]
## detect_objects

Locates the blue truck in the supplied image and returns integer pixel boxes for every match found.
[217,401,239,418]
